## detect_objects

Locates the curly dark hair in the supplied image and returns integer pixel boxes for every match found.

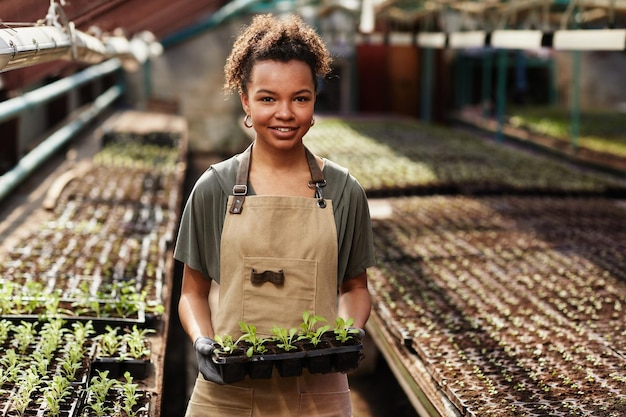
[223,13,332,96]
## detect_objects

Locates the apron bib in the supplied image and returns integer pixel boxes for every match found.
[185,146,352,417]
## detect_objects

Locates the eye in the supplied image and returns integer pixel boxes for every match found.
[295,96,312,103]
[260,96,275,102]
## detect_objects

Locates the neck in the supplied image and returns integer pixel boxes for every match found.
[251,141,307,172]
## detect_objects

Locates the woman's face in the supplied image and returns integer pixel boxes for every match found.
[241,59,316,152]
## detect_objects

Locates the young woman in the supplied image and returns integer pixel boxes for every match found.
[174,13,376,416]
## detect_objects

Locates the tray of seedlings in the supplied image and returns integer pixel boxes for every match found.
[507,106,626,160]
[369,195,626,416]
[304,117,626,198]
[0,317,157,417]
[0,318,95,417]
[0,130,186,329]
[0,112,186,416]
[209,312,364,384]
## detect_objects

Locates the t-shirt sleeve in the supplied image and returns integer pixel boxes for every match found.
[324,160,377,283]
[173,167,228,283]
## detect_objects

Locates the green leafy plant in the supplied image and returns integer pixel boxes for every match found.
[333,317,360,344]
[87,400,111,417]
[11,368,40,416]
[41,375,71,417]
[69,320,95,347]
[88,369,118,406]
[270,326,299,352]
[0,349,22,384]
[12,321,36,354]
[108,281,144,318]
[38,318,67,361]
[123,325,155,359]
[238,322,267,357]
[298,311,330,347]
[98,325,123,358]
[60,342,84,380]
[121,371,141,417]
[0,319,13,345]
[213,334,239,355]
[31,350,51,376]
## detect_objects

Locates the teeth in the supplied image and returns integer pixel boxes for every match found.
[276,128,291,132]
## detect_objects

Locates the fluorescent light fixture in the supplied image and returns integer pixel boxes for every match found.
[388,32,414,46]
[417,32,447,48]
[553,29,626,51]
[448,31,487,49]
[491,30,544,49]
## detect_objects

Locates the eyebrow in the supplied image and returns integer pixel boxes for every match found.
[254,88,313,96]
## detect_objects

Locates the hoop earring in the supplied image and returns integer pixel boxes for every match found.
[310,117,315,127]
[244,114,253,128]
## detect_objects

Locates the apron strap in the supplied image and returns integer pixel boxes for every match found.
[229,145,252,214]
[305,147,327,209]
[230,144,327,214]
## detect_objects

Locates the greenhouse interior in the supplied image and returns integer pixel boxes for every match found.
[1,0,626,416]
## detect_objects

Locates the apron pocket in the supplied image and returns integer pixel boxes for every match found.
[299,390,352,417]
[242,257,317,331]
[186,377,253,417]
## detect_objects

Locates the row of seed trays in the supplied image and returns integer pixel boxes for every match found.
[370,195,626,416]
[0,129,185,416]
[304,117,626,198]
[0,131,183,325]
[304,117,626,415]
[0,318,154,417]
[507,106,626,160]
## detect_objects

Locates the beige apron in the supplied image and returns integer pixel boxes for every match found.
[185,146,352,417]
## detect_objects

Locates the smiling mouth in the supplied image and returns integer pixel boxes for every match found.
[273,127,296,132]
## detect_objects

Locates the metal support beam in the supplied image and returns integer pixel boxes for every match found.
[496,49,508,142]
[161,0,264,48]
[0,79,123,202]
[571,50,581,153]
[0,58,122,124]
[421,47,435,122]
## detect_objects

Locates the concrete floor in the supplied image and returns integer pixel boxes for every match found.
[349,355,420,417]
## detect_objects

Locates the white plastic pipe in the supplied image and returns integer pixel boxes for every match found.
[0,26,72,72]
[0,25,159,73]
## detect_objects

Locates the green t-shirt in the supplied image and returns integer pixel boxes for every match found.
[174,150,376,286]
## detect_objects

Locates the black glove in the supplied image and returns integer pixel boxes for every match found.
[194,336,225,384]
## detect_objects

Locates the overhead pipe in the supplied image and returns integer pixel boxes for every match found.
[0,82,123,202]
[0,0,103,72]
[0,25,162,74]
[0,0,160,73]
[0,26,72,72]
[0,57,121,124]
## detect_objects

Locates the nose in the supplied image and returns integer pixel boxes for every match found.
[275,100,294,120]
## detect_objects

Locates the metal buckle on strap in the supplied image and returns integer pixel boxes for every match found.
[307,179,327,189]
[308,180,327,209]
[233,184,248,195]
[230,185,247,214]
